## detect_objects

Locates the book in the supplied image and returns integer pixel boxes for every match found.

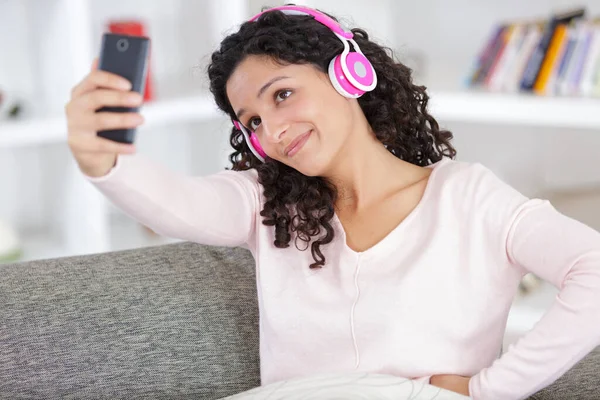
[520,7,586,91]
[579,26,600,96]
[559,21,591,96]
[488,24,527,92]
[554,24,579,95]
[467,8,600,98]
[469,24,507,86]
[503,23,544,92]
[533,23,569,95]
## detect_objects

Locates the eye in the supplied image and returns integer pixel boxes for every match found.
[245,89,293,131]
[248,117,261,131]
[275,89,292,102]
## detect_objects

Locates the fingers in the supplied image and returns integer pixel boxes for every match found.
[72,89,143,112]
[93,111,145,132]
[68,111,145,132]
[68,133,137,155]
[66,57,142,175]
[71,69,132,98]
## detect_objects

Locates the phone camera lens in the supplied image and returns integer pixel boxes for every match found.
[116,38,129,52]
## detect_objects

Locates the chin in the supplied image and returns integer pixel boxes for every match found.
[281,160,319,177]
[295,167,320,177]
[276,139,332,177]
[292,156,330,177]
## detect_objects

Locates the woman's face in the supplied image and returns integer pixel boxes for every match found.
[226,55,357,176]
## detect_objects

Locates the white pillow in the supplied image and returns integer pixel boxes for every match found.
[222,372,470,399]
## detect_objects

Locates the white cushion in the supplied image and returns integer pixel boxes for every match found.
[223,372,470,399]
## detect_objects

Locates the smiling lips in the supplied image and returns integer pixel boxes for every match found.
[285,130,312,157]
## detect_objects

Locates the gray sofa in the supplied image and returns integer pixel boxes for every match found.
[1,241,598,399]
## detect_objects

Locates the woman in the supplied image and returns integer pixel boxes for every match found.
[65,5,600,399]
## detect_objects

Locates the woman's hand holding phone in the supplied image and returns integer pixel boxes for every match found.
[65,58,145,178]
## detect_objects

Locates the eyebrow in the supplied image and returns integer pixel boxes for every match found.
[235,75,291,121]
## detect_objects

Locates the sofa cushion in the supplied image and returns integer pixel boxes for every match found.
[0,242,260,399]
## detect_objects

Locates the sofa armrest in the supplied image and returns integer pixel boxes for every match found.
[0,242,260,399]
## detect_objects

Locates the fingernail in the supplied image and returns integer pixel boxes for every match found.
[121,80,132,90]
[128,93,143,104]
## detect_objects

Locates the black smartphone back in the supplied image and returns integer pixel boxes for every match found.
[97,33,150,144]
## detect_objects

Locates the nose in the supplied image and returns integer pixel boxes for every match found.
[260,111,288,144]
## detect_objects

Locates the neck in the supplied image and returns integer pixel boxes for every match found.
[322,123,417,214]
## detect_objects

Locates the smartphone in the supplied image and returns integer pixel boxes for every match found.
[96,33,150,144]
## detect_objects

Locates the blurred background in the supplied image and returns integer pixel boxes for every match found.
[0,0,599,348]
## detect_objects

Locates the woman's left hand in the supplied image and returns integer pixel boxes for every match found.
[430,374,471,396]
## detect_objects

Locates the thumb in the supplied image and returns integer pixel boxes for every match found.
[91,57,99,71]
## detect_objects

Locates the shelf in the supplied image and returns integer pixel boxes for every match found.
[429,91,600,130]
[0,93,221,148]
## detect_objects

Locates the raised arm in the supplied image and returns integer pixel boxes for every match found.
[86,153,260,248]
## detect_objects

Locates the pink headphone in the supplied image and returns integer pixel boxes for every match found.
[233,5,378,162]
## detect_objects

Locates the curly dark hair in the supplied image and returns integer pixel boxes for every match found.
[207,7,456,269]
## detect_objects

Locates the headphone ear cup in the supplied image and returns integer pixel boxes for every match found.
[344,51,376,91]
[328,54,364,98]
[233,120,267,162]
[249,132,268,161]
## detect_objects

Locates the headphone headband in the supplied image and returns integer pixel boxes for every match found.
[249,5,354,40]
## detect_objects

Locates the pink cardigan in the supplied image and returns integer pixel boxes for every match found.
[87,154,600,399]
